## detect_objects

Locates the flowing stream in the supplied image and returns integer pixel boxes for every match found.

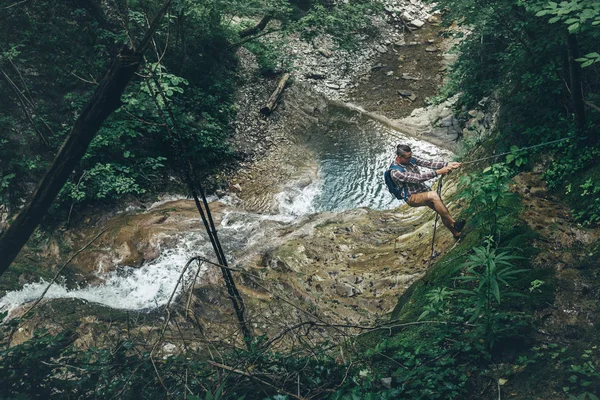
[0,108,452,316]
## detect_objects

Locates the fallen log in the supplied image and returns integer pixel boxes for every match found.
[260,72,290,115]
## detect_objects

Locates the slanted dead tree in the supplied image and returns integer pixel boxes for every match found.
[0,0,174,276]
[239,14,273,38]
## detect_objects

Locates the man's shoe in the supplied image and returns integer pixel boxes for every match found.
[454,220,466,232]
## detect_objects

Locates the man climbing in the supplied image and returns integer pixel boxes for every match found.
[390,144,466,239]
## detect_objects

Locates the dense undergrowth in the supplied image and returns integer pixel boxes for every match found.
[0,0,239,218]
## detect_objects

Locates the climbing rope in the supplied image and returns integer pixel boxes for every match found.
[428,175,443,269]
[460,137,572,165]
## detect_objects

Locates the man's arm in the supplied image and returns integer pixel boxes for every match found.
[413,156,461,173]
[390,168,436,184]
[412,155,447,169]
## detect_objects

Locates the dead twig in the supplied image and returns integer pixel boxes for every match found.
[585,100,600,113]
[228,28,282,49]
[20,228,109,319]
[208,361,307,400]
[2,0,28,10]
[0,66,51,147]
[70,71,98,85]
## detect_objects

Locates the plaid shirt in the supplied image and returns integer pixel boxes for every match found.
[389,156,447,199]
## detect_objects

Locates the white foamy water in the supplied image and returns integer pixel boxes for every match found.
[275,177,322,216]
[0,190,314,317]
[0,232,211,317]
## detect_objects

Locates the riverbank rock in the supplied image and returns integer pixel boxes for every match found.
[63,200,227,279]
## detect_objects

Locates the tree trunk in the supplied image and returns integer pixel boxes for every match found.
[261,73,290,115]
[0,47,142,276]
[0,0,175,277]
[567,33,585,132]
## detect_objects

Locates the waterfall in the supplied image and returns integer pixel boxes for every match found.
[0,110,452,317]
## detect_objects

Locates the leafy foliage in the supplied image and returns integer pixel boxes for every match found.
[430,0,600,223]
[292,0,383,50]
[457,163,516,239]
[418,287,453,321]
[544,141,600,225]
[505,145,528,168]
[452,237,527,348]
[244,39,288,76]
[0,0,241,214]
[522,344,600,400]
[534,0,600,34]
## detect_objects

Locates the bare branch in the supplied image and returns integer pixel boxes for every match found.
[239,15,273,38]
[2,0,27,10]
[585,99,600,113]
[0,66,51,147]
[20,228,109,319]
[208,361,307,400]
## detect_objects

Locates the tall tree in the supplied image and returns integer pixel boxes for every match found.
[0,0,174,275]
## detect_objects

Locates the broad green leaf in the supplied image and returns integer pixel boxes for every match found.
[491,279,501,303]
[497,277,510,286]
[581,60,594,68]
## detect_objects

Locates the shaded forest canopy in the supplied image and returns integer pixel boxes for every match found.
[0,0,379,218]
[1,0,600,399]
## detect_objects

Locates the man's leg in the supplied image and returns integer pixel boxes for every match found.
[407,191,460,237]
